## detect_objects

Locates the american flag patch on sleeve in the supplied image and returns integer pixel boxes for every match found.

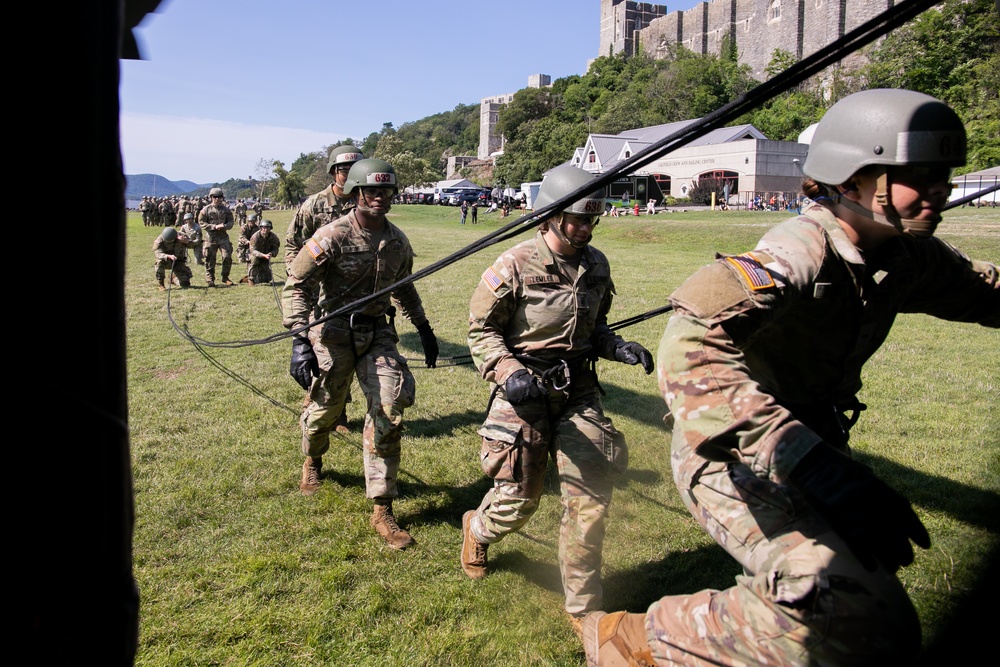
[483,266,505,292]
[305,237,325,260]
[725,253,775,290]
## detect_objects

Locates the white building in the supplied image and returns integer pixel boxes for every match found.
[569,118,808,206]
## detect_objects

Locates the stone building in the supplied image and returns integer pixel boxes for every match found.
[601,0,886,81]
[478,74,551,159]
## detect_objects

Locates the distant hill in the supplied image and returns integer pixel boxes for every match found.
[126,174,214,198]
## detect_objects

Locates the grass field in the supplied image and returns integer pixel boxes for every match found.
[126,204,998,665]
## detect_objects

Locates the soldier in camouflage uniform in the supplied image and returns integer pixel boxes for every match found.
[140,196,152,226]
[285,144,366,431]
[247,219,280,285]
[198,187,235,287]
[234,199,247,226]
[238,211,260,265]
[583,90,1000,666]
[284,144,364,265]
[152,226,192,289]
[283,159,439,550]
[178,212,203,266]
[158,197,174,227]
[459,165,654,629]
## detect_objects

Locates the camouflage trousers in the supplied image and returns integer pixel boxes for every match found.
[154,259,192,285]
[203,239,233,283]
[301,317,415,500]
[642,434,920,665]
[469,370,626,616]
[248,258,273,284]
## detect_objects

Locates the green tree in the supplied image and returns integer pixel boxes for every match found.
[271,160,307,207]
[372,133,438,191]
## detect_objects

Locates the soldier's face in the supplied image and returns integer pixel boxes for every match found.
[360,187,393,215]
[562,213,598,244]
[855,166,952,227]
[334,165,351,188]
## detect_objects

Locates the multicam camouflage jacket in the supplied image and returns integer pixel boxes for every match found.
[659,202,1000,484]
[284,185,356,266]
[468,231,625,386]
[282,210,427,331]
[197,203,234,244]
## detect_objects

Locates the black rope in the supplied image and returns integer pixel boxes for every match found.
[162,260,301,416]
[944,184,1000,211]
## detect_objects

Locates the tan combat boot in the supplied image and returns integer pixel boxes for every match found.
[299,456,322,496]
[460,510,488,579]
[581,611,655,667]
[157,278,166,291]
[334,411,350,435]
[371,503,415,550]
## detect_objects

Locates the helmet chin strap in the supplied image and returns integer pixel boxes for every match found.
[549,213,591,249]
[837,169,938,239]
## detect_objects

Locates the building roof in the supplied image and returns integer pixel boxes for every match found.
[574,120,767,173]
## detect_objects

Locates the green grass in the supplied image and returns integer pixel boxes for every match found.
[128,205,999,665]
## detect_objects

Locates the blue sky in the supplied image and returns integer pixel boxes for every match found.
[122,0,701,184]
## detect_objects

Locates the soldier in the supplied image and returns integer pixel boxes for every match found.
[247,219,280,286]
[158,196,174,227]
[583,90,1000,665]
[178,212,203,266]
[152,226,192,290]
[140,196,152,226]
[234,198,248,226]
[282,159,439,550]
[458,165,654,633]
[284,144,366,433]
[198,187,235,287]
[238,211,260,266]
[252,199,264,221]
[284,144,364,265]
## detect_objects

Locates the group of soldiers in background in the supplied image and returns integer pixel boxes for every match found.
[151,188,280,290]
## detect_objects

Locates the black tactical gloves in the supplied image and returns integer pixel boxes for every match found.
[416,321,439,368]
[789,444,930,572]
[504,369,547,405]
[290,335,319,390]
[614,341,655,374]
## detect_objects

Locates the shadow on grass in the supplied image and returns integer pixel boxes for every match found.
[860,453,1000,533]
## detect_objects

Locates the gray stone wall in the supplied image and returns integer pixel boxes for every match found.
[618,0,885,81]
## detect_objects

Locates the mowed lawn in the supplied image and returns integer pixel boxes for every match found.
[126,204,998,666]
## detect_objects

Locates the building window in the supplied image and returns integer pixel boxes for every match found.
[624,151,631,159]
[769,0,781,21]
[588,151,596,163]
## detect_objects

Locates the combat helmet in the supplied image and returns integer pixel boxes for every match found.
[209,187,224,198]
[160,226,178,241]
[534,165,606,248]
[343,159,397,214]
[183,213,194,221]
[803,89,965,237]
[327,144,365,174]
[259,219,273,229]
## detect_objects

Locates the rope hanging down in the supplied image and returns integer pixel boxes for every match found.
[172,0,940,353]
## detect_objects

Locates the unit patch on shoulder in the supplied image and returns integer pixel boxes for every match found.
[482,266,505,292]
[724,253,775,291]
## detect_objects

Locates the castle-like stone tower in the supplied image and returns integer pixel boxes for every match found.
[599,0,669,58]
[600,0,885,81]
